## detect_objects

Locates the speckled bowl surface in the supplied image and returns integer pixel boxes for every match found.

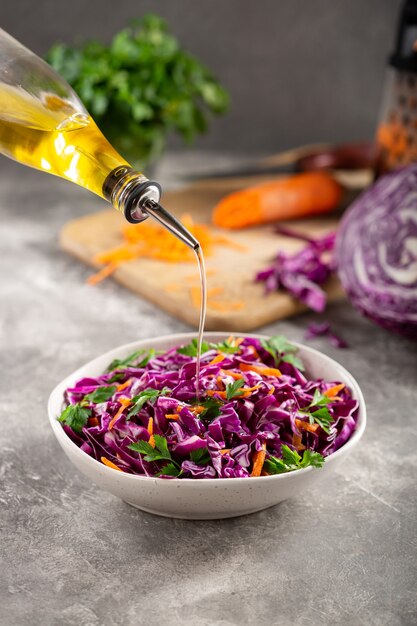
[48,332,366,520]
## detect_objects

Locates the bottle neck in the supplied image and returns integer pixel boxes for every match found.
[103,166,161,223]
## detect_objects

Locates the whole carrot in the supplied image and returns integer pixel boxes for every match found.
[212,171,342,229]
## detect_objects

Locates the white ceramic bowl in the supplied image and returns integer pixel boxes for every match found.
[48,332,366,520]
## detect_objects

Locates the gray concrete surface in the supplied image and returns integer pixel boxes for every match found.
[1,154,416,626]
[0,0,402,152]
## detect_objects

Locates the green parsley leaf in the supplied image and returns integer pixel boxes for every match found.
[198,397,222,422]
[225,378,245,400]
[299,449,325,469]
[129,435,180,470]
[190,448,211,464]
[84,385,116,404]
[281,444,302,467]
[107,373,125,383]
[311,388,332,407]
[158,463,182,477]
[106,349,156,372]
[127,387,170,418]
[177,338,210,357]
[58,404,91,433]
[310,407,333,434]
[260,336,305,371]
[263,444,325,474]
[209,339,240,354]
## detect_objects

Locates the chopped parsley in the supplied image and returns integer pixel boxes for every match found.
[84,385,117,404]
[127,387,171,418]
[58,404,91,433]
[263,445,324,474]
[261,335,305,371]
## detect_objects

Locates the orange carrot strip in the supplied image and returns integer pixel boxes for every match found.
[221,369,243,380]
[147,417,154,436]
[87,263,119,286]
[101,457,123,471]
[206,384,261,399]
[267,386,275,395]
[108,397,131,430]
[208,300,245,312]
[117,379,131,392]
[212,171,342,230]
[240,363,282,377]
[220,449,231,455]
[323,383,345,398]
[148,434,156,448]
[292,433,306,452]
[209,354,225,365]
[295,418,319,434]
[165,413,179,421]
[251,443,267,477]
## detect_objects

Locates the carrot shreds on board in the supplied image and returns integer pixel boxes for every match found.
[324,383,345,398]
[101,456,123,471]
[251,442,267,477]
[239,363,282,377]
[295,418,320,434]
[108,397,131,430]
[207,300,245,312]
[164,283,183,293]
[88,214,245,286]
[165,413,180,421]
[87,262,119,286]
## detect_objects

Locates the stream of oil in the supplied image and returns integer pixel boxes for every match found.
[195,245,207,400]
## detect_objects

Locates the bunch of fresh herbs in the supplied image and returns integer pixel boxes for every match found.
[46,14,229,165]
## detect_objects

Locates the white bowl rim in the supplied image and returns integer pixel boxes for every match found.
[48,331,366,484]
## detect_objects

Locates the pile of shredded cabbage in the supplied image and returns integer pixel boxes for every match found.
[59,336,359,479]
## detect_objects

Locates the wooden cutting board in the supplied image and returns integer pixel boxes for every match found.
[60,173,346,331]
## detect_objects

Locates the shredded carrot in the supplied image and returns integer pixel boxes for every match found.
[240,363,282,377]
[191,286,224,308]
[292,433,306,452]
[147,416,154,436]
[148,434,156,448]
[220,449,231,455]
[209,353,225,365]
[101,457,123,471]
[190,405,205,414]
[324,383,345,398]
[221,369,243,380]
[88,417,99,427]
[87,262,119,286]
[116,379,131,392]
[88,214,244,285]
[165,413,180,421]
[268,386,275,395]
[108,396,131,430]
[207,300,245,312]
[206,384,261,399]
[216,375,225,390]
[295,418,319,434]
[251,442,267,477]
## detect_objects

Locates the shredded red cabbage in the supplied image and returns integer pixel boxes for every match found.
[255,229,337,312]
[58,336,358,479]
[304,322,349,348]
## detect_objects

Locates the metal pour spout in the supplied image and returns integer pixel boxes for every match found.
[141,198,200,251]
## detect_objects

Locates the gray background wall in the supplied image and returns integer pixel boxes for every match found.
[0,0,403,154]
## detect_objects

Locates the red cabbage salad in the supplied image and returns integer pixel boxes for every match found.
[58,336,359,479]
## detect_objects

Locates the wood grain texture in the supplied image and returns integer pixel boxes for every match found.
[60,174,344,330]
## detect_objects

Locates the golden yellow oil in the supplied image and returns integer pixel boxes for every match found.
[0,84,129,197]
